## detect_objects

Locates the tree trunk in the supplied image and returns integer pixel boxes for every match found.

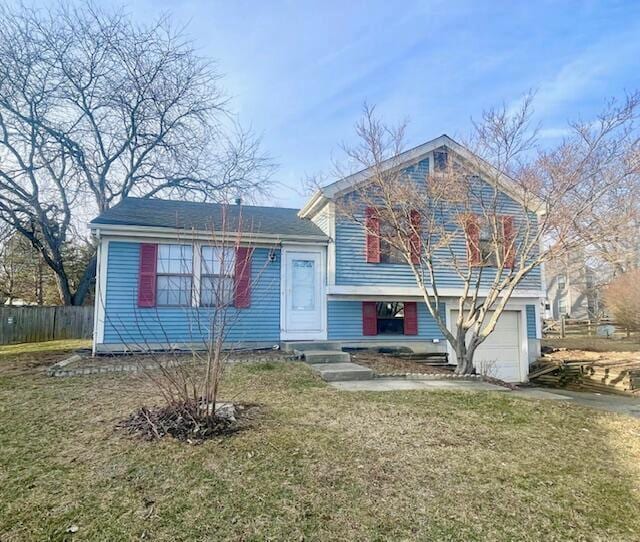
[455,348,475,375]
[71,254,97,306]
[54,271,73,306]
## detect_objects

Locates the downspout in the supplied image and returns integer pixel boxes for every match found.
[91,229,101,357]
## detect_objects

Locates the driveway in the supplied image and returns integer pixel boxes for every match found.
[514,387,640,418]
[330,378,640,418]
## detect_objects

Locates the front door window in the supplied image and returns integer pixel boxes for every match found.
[292,259,315,311]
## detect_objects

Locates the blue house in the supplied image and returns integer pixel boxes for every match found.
[90,135,543,382]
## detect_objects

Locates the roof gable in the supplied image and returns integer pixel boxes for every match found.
[299,134,545,218]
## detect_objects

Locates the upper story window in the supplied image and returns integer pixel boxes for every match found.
[557,274,566,290]
[157,244,193,306]
[478,219,504,267]
[379,220,405,264]
[434,150,448,171]
[200,247,235,306]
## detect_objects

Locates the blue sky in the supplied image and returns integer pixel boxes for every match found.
[35,1,640,206]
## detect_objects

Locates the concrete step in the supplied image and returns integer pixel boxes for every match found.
[310,362,374,382]
[282,341,343,353]
[301,350,351,364]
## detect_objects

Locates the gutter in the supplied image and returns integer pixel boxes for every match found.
[88,223,329,245]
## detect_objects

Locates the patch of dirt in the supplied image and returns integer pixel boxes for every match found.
[117,401,262,443]
[350,352,453,375]
[0,352,72,377]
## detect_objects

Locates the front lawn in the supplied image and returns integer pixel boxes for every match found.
[1,346,640,541]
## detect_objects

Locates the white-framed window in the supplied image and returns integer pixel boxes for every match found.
[200,246,235,307]
[156,244,193,306]
[479,220,505,267]
[558,296,567,316]
[557,273,566,290]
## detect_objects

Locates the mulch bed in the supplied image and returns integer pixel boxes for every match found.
[117,402,262,443]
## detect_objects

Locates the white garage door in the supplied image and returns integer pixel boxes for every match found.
[450,311,523,382]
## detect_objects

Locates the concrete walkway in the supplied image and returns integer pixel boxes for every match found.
[515,387,640,418]
[330,378,640,418]
[329,378,507,392]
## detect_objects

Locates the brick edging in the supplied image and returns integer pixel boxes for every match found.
[48,354,296,378]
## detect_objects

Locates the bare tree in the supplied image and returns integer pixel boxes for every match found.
[0,1,273,305]
[328,97,639,375]
[0,229,61,305]
[102,205,273,441]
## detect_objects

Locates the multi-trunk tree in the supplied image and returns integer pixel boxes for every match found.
[329,97,639,375]
[0,2,272,305]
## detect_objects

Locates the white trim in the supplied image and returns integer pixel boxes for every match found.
[192,242,203,308]
[92,236,109,354]
[327,202,336,287]
[280,245,327,341]
[518,309,530,382]
[444,302,454,367]
[99,233,286,250]
[534,302,542,340]
[89,223,328,246]
[327,284,545,299]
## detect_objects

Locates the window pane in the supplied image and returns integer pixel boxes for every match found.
[201,246,235,275]
[201,276,234,306]
[376,301,404,334]
[157,275,192,306]
[291,259,315,311]
[157,244,192,274]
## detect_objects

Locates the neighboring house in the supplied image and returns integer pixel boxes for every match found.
[90,135,544,382]
[545,252,600,320]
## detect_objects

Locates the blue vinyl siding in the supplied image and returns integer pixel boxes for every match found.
[526,304,537,339]
[312,206,330,235]
[102,241,280,345]
[327,300,446,341]
[334,158,542,290]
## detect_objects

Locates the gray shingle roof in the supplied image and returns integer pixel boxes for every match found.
[90,197,327,239]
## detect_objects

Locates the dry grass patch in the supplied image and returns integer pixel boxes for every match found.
[1,347,639,540]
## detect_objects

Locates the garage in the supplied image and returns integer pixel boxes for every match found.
[450,310,525,382]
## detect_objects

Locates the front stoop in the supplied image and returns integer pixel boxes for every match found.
[281,341,342,352]
[300,350,351,364]
[310,362,374,382]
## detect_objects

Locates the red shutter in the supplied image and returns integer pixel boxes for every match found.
[403,302,418,335]
[465,215,481,266]
[362,301,378,336]
[365,207,380,263]
[501,216,515,269]
[409,209,421,264]
[234,247,252,308]
[137,243,157,308]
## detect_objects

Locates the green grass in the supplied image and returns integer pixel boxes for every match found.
[0,339,91,357]
[1,349,640,541]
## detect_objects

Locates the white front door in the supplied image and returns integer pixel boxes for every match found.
[282,249,326,340]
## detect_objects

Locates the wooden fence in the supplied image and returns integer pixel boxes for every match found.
[543,317,635,339]
[0,306,94,345]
